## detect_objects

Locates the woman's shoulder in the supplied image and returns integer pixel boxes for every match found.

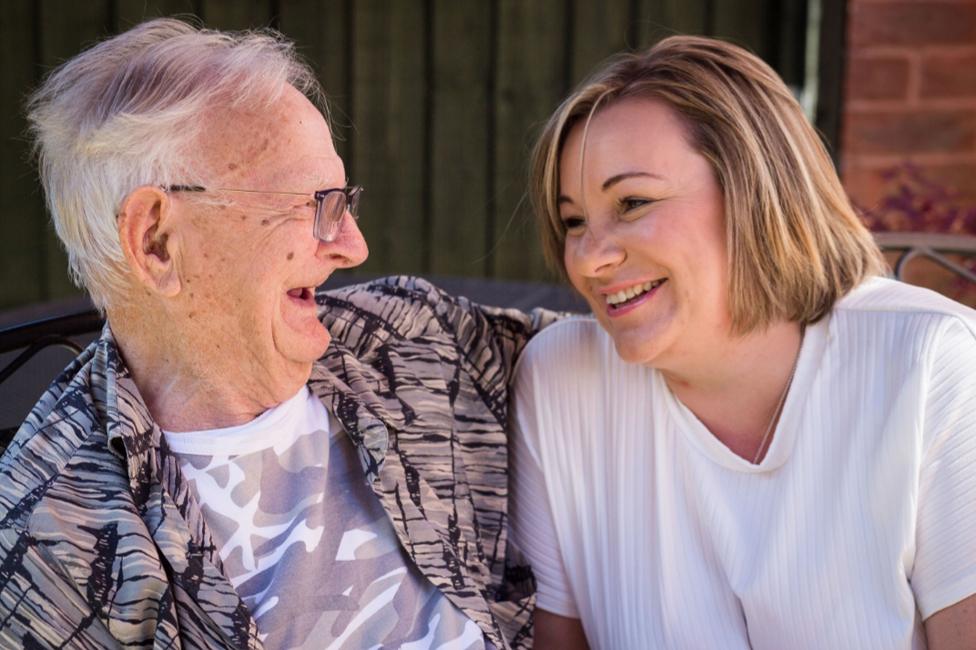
[517,315,623,381]
[833,276,976,360]
[838,277,975,325]
[522,314,605,356]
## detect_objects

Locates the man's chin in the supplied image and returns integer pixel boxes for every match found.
[279,332,331,370]
[283,327,332,366]
[278,305,331,355]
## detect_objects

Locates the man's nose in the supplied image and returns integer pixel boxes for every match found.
[319,211,368,268]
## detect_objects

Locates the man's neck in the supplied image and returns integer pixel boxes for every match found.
[107,309,294,432]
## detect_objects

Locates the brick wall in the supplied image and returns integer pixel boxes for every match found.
[842,0,976,210]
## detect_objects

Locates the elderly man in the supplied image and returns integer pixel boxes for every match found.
[0,19,545,649]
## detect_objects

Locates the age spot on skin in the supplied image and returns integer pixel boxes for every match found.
[260,218,270,226]
[287,252,294,260]
[227,163,238,171]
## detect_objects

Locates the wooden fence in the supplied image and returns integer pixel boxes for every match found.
[0,0,816,311]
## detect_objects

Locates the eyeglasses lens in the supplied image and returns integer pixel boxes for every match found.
[314,189,348,242]
[314,187,363,242]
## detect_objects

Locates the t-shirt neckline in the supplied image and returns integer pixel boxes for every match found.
[162,385,324,456]
[659,314,831,473]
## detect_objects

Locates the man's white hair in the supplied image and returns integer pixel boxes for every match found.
[26,18,325,310]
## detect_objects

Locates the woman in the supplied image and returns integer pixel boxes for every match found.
[510,35,976,648]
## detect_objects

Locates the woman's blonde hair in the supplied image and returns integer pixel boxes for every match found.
[530,35,885,334]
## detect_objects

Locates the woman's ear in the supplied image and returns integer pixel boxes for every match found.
[117,186,182,298]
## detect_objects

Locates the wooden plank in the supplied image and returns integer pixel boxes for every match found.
[0,1,44,309]
[198,0,273,30]
[37,1,115,302]
[571,0,629,84]
[765,0,808,90]
[817,0,847,164]
[491,0,564,281]
[429,0,492,276]
[780,0,809,89]
[349,0,427,276]
[279,0,351,163]
[711,0,766,55]
[115,0,201,30]
[638,0,708,46]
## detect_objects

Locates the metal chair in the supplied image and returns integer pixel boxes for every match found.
[873,232,976,285]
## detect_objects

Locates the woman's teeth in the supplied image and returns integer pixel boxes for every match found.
[606,279,664,306]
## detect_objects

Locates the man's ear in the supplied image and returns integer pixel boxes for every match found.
[117,186,182,298]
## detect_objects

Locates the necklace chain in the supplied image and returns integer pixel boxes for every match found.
[752,329,805,465]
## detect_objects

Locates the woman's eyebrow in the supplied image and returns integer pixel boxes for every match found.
[558,170,666,206]
[602,171,664,191]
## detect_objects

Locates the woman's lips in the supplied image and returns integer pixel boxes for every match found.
[605,279,666,317]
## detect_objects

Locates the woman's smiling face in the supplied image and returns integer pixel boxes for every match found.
[559,97,731,370]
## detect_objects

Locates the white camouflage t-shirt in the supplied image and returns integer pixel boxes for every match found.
[163,387,489,649]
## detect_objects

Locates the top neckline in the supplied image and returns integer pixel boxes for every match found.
[162,386,326,456]
[658,314,831,473]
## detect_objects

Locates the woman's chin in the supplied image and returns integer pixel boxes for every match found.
[611,326,676,367]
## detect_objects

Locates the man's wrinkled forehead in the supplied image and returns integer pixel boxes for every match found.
[194,87,340,187]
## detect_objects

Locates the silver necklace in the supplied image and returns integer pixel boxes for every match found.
[752,330,804,465]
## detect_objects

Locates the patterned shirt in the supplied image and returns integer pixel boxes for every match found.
[0,276,551,649]
[165,387,491,649]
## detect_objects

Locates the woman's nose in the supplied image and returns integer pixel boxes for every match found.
[571,224,626,277]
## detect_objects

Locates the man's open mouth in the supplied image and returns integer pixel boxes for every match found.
[286,287,315,304]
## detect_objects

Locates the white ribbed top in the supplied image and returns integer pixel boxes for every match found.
[509,278,976,649]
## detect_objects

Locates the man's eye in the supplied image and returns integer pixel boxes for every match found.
[561,216,586,234]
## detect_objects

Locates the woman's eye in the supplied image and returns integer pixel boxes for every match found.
[561,216,586,234]
[619,197,651,213]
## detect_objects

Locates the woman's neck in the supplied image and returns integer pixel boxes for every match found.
[662,320,805,462]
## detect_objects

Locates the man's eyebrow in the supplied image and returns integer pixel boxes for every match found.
[602,171,664,191]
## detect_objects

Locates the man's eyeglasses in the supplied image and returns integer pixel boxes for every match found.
[165,184,363,243]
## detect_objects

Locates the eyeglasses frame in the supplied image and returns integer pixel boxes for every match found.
[164,184,363,243]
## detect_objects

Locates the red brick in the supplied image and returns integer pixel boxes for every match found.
[846,55,910,101]
[843,165,894,210]
[844,110,976,155]
[849,2,976,48]
[845,160,976,208]
[915,161,976,201]
[921,51,976,98]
